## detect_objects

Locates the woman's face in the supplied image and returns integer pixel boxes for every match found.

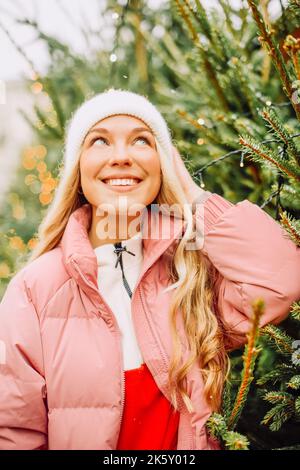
[80,114,161,214]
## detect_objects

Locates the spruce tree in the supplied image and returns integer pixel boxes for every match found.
[0,0,299,449]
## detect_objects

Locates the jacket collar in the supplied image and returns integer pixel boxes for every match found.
[59,203,185,303]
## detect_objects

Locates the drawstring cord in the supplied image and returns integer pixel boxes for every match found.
[113,244,136,268]
[113,243,136,299]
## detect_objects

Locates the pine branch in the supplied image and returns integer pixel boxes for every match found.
[295,396,300,415]
[279,210,300,246]
[227,299,264,430]
[289,0,300,15]
[194,0,213,41]
[206,413,250,450]
[263,390,294,405]
[206,413,227,440]
[174,0,229,111]
[257,363,297,386]
[291,301,300,321]
[174,0,197,41]
[41,77,65,135]
[260,324,294,356]
[218,0,237,38]
[206,9,234,64]
[240,135,300,181]
[257,324,300,432]
[260,107,300,166]
[247,0,300,121]
[260,188,281,209]
[127,12,194,87]
[176,109,236,147]
[272,444,300,450]
[229,57,261,119]
[212,24,236,64]
[34,106,63,140]
[261,397,294,431]
[223,432,250,450]
[279,183,300,210]
[206,300,265,448]
[283,34,300,81]
[220,379,233,422]
[287,375,300,390]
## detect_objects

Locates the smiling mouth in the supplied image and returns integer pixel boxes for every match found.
[98,177,143,191]
[101,178,142,186]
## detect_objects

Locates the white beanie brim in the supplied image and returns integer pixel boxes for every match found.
[63,88,173,172]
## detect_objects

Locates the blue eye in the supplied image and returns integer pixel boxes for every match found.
[92,137,107,146]
[91,135,150,146]
[135,136,150,145]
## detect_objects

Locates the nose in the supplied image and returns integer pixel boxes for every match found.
[108,146,133,166]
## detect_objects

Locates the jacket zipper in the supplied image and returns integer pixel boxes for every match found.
[70,257,126,443]
[137,284,194,449]
[137,284,170,376]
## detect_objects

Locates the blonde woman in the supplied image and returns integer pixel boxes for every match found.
[0,88,299,451]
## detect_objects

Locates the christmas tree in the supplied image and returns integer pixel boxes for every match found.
[0,0,299,449]
[170,0,300,449]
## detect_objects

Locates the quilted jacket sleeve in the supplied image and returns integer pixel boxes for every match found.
[0,270,48,450]
[195,192,300,351]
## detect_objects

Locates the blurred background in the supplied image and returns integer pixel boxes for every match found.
[0,0,299,450]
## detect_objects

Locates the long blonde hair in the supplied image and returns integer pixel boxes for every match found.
[28,138,230,414]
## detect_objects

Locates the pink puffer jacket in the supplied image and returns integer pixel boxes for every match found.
[0,193,299,450]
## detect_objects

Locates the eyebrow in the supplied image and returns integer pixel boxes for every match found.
[85,126,154,139]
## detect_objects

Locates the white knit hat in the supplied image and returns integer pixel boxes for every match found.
[63,88,174,172]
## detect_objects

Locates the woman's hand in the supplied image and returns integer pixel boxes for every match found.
[171,145,206,204]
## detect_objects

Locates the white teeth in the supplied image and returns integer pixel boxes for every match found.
[104,178,140,186]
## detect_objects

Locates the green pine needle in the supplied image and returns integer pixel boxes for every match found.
[291,301,300,321]
[240,135,300,182]
[287,375,300,390]
[260,107,300,165]
[259,324,294,356]
[223,431,250,450]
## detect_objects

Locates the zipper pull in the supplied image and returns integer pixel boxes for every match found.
[113,243,134,299]
[113,243,135,268]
